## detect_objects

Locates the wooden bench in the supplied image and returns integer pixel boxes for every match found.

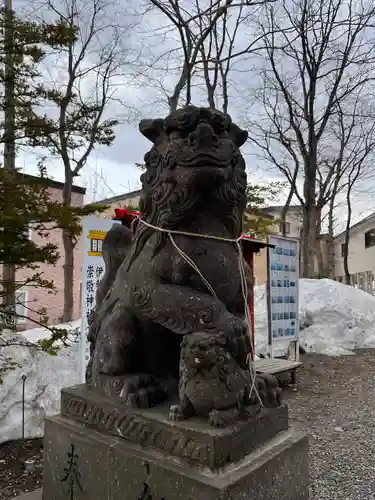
[254,358,302,385]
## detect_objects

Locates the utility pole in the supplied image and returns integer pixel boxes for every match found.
[3,0,16,318]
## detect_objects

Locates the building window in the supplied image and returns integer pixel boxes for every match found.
[278,222,290,234]
[15,289,28,323]
[365,229,375,248]
[341,243,345,257]
[22,224,32,241]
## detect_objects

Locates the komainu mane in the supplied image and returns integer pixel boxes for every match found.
[87,105,281,426]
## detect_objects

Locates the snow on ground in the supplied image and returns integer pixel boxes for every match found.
[21,319,82,344]
[0,320,81,444]
[1,278,375,444]
[254,278,375,357]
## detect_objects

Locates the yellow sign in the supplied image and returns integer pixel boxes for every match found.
[87,229,106,256]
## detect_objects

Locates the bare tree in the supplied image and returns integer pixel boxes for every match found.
[247,0,375,277]
[196,0,270,112]
[246,84,303,237]
[339,116,375,283]
[139,0,273,113]
[326,180,343,277]
[38,0,135,321]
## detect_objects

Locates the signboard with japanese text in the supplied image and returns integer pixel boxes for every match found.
[79,217,120,382]
[267,235,300,345]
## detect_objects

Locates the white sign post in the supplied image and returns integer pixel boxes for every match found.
[0,306,16,331]
[79,216,120,382]
[266,235,300,360]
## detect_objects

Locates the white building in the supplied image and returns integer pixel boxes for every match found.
[333,212,375,293]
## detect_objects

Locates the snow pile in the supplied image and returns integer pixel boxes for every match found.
[254,278,375,357]
[2,278,375,444]
[22,319,81,344]
[0,320,81,444]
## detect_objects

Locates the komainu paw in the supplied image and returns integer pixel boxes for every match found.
[119,374,168,408]
[169,404,184,422]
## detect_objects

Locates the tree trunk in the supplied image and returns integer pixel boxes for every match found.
[343,188,353,285]
[62,173,74,322]
[326,235,334,278]
[62,229,75,321]
[315,209,324,276]
[298,227,303,273]
[326,194,335,278]
[168,61,191,113]
[301,206,317,277]
[316,244,324,276]
[316,238,324,276]
[301,211,308,277]
[222,76,228,114]
[201,55,216,109]
[302,151,318,277]
[3,0,16,314]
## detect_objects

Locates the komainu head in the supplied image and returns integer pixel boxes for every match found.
[140,106,247,170]
[138,106,248,225]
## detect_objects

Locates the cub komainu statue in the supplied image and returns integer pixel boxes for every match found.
[169,332,282,428]
[87,105,281,422]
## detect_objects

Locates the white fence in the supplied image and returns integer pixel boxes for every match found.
[334,271,375,295]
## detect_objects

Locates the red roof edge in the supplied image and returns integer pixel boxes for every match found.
[240,234,275,250]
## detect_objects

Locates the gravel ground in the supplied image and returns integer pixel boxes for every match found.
[1,350,375,499]
[285,349,375,500]
[0,438,43,498]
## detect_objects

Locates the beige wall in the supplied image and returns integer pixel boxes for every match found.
[15,187,84,331]
[253,249,268,286]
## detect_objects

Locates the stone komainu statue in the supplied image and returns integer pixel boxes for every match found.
[87,106,281,426]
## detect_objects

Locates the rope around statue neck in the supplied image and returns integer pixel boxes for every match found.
[137,217,263,408]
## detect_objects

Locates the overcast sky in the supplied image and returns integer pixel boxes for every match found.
[14,0,154,200]
[11,0,375,229]
[12,0,284,204]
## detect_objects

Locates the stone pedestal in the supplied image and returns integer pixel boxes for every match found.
[43,384,309,500]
